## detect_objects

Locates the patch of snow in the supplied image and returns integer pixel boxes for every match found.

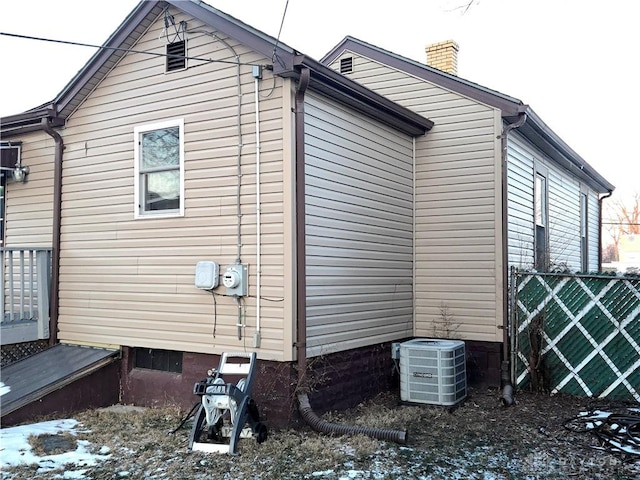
[578,410,611,419]
[0,418,111,478]
[339,471,366,479]
[59,469,89,479]
[0,382,10,396]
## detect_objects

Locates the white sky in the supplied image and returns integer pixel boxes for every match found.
[0,0,638,205]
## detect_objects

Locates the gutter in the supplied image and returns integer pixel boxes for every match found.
[279,55,433,138]
[41,118,64,346]
[500,112,527,406]
[518,108,614,194]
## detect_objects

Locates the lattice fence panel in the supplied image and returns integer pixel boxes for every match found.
[0,340,50,367]
[514,272,640,402]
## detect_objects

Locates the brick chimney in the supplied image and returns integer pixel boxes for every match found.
[425,40,459,75]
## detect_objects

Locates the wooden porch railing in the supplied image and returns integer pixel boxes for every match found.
[1,247,52,345]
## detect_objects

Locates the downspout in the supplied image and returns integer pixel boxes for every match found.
[293,66,407,445]
[598,191,613,271]
[294,67,310,383]
[41,117,64,346]
[500,112,526,406]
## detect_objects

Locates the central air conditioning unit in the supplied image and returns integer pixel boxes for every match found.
[399,338,466,406]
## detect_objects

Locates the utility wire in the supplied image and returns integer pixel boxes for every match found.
[271,0,290,67]
[0,31,260,67]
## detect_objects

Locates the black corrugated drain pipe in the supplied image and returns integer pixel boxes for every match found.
[293,65,408,445]
[298,393,408,444]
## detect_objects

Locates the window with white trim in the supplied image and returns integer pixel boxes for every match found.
[134,119,184,218]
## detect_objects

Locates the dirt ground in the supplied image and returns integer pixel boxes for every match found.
[2,386,639,479]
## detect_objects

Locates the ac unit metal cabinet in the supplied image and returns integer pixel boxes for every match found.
[399,338,466,406]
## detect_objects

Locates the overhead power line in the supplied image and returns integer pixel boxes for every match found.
[0,31,260,67]
[271,0,290,66]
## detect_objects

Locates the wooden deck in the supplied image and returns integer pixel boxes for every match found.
[1,247,51,345]
[1,343,119,418]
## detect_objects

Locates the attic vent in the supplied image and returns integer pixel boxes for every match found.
[340,57,353,74]
[166,40,186,72]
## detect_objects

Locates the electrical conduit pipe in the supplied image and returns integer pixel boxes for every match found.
[254,74,261,347]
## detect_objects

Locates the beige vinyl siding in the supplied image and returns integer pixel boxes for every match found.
[56,8,291,360]
[332,53,503,342]
[3,132,55,320]
[304,92,414,356]
[4,131,55,247]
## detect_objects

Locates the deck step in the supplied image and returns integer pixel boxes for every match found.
[0,344,119,417]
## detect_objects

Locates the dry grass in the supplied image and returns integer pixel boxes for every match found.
[27,432,78,457]
[3,387,639,479]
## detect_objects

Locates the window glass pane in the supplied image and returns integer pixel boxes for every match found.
[535,224,547,271]
[535,174,546,227]
[134,348,153,369]
[141,127,179,169]
[144,170,180,210]
[134,348,183,373]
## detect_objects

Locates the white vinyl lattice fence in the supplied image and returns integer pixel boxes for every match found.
[513,271,640,402]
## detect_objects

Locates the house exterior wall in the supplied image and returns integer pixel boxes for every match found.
[303,92,414,357]
[328,52,503,343]
[587,191,600,270]
[4,131,55,247]
[53,9,293,360]
[506,134,535,267]
[507,132,600,272]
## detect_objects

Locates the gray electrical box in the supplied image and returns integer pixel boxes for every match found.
[391,342,401,360]
[195,261,219,289]
[222,264,248,296]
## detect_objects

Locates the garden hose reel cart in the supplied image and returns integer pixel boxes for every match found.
[189,352,267,454]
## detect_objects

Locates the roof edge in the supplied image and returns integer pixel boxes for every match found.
[3,2,432,140]
[521,108,614,193]
[54,0,164,116]
[0,108,64,138]
[299,55,433,136]
[322,36,526,116]
[322,36,613,193]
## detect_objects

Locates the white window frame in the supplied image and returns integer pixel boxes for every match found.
[534,166,549,271]
[133,118,185,219]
